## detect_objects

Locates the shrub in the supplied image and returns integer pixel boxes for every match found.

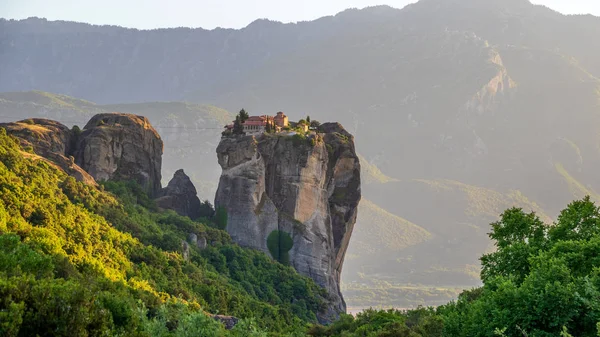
[215,207,228,230]
[266,230,294,265]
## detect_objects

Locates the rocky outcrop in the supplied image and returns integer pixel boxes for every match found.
[74,113,163,196]
[0,119,96,185]
[212,315,239,330]
[214,123,361,322]
[156,169,202,219]
[1,114,164,195]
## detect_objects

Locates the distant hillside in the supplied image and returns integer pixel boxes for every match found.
[2,0,600,309]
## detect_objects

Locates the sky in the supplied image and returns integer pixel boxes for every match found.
[2,0,599,30]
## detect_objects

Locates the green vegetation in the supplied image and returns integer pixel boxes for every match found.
[267,230,294,265]
[232,109,249,135]
[215,206,228,230]
[0,129,325,336]
[286,132,317,148]
[314,197,600,336]
[333,132,349,144]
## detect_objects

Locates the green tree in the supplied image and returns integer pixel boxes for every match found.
[233,115,244,135]
[239,109,249,123]
[215,207,228,230]
[549,196,600,242]
[480,207,547,283]
[267,230,294,265]
[199,200,215,218]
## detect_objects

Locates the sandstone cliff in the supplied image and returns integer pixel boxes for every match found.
[1,114,164,196]
[214,123,361,321]
[74,113,163,196]
[157,169,202,219]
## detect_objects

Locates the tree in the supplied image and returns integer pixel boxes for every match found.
[239,109,249,123]
[267,230,293,265]
[480,208,547,283]
[215,207,228,230]
[549,196,600,242]
[310,120,321,129]
[233,116,244,135]
[265,119,272,133]
[199,200,215,218]
[306,116,311,123]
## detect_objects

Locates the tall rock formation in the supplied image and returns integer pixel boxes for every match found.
[214,123,361,321]
[156,169,202,219]
[1,113,164,196]
[74,113,163,196]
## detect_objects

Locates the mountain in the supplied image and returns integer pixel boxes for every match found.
[2,0,600,309]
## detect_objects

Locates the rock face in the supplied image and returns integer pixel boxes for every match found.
[156,169,202,219]
[74,113,164,196]
[214,123,361,321]
[212,315,239,330]
[0,119,96,185]
[1,114,164,195]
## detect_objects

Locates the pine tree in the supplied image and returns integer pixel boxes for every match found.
[239,109,249,123]
[233,115,244,135]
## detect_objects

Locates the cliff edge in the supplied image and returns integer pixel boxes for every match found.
[215,123,361,321]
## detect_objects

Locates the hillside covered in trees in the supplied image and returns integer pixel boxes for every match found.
[310,197,600,336]
[3,122,600,335]
[0,128,327,336]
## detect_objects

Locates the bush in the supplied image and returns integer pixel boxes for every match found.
[215,207,228,230]
[267,230,294,265]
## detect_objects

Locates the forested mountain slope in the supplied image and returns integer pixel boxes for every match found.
[0,128,326,335]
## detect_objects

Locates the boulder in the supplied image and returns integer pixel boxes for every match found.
[212,315,239,330]
[156,169,202,219]
[75,113,163,196]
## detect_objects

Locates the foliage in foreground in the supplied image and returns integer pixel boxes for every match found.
[310,197,600,336]
[0,128,324,336]
[5,120,600,336]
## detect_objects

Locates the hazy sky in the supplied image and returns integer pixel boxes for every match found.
[2,0,599,29]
